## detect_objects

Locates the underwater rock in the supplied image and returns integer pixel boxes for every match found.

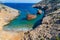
[27,14,36,20]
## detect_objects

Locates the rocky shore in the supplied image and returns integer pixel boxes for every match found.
[23,0,60,40]
[24,9,60,40]
[0,0,60,40]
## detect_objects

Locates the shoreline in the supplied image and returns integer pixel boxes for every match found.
[0,4,19,30]
[3,27,32,31]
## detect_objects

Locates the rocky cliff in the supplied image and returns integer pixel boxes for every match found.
[23,0,60,40]
[33,0,60,14]
[24,9,60,40]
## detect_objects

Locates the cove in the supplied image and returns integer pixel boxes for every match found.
[3,3,45,31]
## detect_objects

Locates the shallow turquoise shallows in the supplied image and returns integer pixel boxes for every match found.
[3,3,44,31]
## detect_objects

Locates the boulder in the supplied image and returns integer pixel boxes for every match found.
[37,9,42,14]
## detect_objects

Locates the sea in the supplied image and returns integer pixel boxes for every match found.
[3,3,44,31]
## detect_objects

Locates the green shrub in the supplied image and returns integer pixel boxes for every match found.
[56,36,60,40]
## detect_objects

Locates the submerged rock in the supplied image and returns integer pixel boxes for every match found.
[27,14,36,20]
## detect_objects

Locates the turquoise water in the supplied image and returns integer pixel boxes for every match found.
[3,3,44,31]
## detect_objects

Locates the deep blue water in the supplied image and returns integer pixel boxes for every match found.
[3,3,37,14]
[3,3,45,31]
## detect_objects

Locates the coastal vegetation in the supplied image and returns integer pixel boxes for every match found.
[56,36,60,40]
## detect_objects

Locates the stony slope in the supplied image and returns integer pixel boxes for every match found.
[24,9,60,40]
[23,0,60,40]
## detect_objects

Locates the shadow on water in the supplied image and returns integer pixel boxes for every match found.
[33,18,43,29]
[21,17,27,20]
[33,9,45,29]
